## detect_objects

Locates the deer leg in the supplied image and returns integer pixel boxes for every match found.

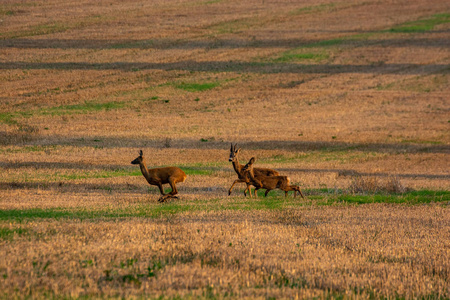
[253,187,259,198]
[156,183,166,196]
[228,179,246,196]
[264,189,271,197]
[168,179,178,196]
[245,184,253,198]
[297,187,305,199]
[162,194,178,202]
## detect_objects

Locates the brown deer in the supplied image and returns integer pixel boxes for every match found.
[242,157,305,199]
[228,143,280,197]
[131,150,187,202]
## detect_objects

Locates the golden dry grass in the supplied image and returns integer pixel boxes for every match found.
[1,0,449,298]
[1,203,449,299]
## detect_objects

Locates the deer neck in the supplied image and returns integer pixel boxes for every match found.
[231,158,244,175]
[139,160,152,181]
[248,168,256,180]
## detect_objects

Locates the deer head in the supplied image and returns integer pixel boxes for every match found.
[131,150,144,165]
[228,143,241,162]
[242,157,256,174]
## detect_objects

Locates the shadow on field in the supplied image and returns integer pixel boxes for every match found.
[1,37,448,49]
[0,181,231,196]
[275,168,450,180]
[0,61,447,75]
[2,137,448,154]
[0,161,126,171]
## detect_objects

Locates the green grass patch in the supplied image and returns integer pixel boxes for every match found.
[41,101,125,116]
[175,82,220,92]
[1,190,447,221]
[200,0,222,4]
[304,38,345,48]
[0,101,125,126]
[274,52,329,62]
[389,13,450,33]
[0,227,28,240]
[0,9,15,16]
[320,190,449,205]
[0,112,19,125]
[0,208,133,222]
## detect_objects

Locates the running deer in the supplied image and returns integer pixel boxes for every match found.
[228,143,280,197]
[242,157,305,198]
[131,150,187,202]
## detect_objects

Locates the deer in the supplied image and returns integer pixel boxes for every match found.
[131,150,187,202]
[228,143,280,198]
[242,157,305,199]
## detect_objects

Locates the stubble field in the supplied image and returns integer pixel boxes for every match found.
[1,0,449,298]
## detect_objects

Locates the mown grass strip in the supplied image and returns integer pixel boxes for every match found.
[388,13,450,33]
[175,82,220,92]
[0,101,125,126]
[317,190,449,205]
[274,52,329,63]
[1,190,447,221]
[0,208,133,221]
[0,227,28,240]
[40,101,125,116]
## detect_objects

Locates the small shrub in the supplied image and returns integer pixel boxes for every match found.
[384,176,406,194]
[349,176,405,194]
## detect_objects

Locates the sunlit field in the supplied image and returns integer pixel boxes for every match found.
[1,0,449,298]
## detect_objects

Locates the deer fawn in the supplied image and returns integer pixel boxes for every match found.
[242,157,305,198]
[228,143,280,197]
[131,150,187,202]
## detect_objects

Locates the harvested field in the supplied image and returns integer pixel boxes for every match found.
[1,0,449,298]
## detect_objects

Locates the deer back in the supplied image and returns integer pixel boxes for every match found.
[147,167,186,184]
[253,167,280,177]
[253,173,290,189]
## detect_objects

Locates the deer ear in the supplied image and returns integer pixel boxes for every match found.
[139,150,143,156]
[249,157,256,164]
[230,143,233,151]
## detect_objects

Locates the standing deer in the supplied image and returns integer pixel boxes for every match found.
[131,150,187,202]
[228,143,280,197]
[242,157,305,198]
